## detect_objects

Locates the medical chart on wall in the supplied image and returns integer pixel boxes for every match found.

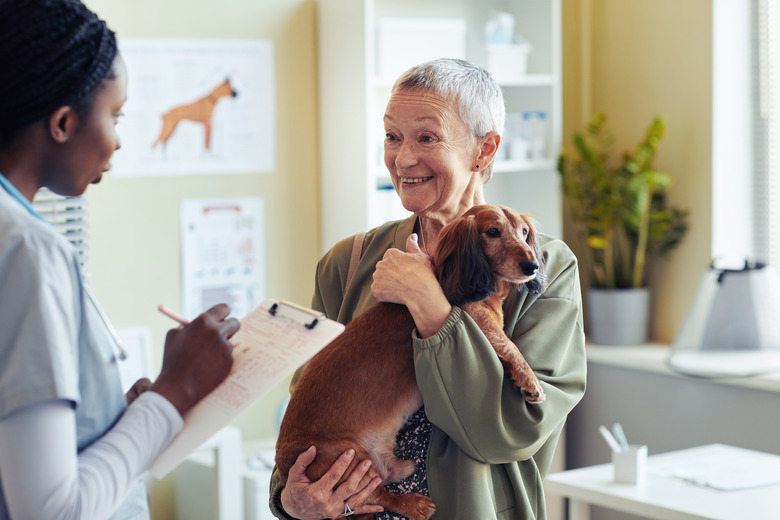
[111,38,275,177]
[180,197,265,321]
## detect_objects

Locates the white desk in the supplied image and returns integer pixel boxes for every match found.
[544,444,780,520]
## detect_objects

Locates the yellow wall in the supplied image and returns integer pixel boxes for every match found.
[83,0,320,516]
[562,0,713,341]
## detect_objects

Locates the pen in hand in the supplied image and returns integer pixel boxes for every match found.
[158,304,190,326]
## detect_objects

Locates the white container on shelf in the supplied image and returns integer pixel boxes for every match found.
[524,110,548,160]
[486,43,532,83]
[505,112,530,163]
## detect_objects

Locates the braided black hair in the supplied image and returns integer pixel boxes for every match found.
[0,0,118,148]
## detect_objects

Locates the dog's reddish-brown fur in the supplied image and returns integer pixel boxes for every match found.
[275,204,546,520]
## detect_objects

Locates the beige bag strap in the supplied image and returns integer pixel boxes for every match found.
[344,231,365,292]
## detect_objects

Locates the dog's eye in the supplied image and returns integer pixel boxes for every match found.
[486,228,501,238]
[523,228,529,238]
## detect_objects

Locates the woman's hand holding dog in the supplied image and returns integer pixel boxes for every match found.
[281,446,384,519]
[372,234,452,339]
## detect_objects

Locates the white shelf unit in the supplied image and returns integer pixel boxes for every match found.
[316,0,562,253]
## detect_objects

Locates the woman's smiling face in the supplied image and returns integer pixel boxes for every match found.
[383,88,483,223]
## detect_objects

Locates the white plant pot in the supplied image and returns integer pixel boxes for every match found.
[587,288,651,345]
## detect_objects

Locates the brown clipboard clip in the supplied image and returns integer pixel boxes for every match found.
[268,300,325,329]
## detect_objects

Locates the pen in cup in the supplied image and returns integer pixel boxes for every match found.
[612,422,630,452]
[157,304,190,326]
[599,424,623,453]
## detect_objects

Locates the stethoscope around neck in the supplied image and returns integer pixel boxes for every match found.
[1,176,128,363]
[85,285,128,363]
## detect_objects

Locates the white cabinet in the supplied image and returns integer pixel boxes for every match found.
[316,0,562,253]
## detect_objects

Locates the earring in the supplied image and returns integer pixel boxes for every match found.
[475,164,480,169]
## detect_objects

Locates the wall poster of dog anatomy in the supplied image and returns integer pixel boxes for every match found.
[111,39,275,177]
[180,197,265,321]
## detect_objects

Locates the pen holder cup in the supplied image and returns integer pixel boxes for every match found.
[612,445,648,485]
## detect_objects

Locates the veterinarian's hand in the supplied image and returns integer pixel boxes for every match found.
[280,446,384,519]
[150,303,240,415]
[372,234,452,338]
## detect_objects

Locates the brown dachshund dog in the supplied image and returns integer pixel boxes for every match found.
[152,78,237,150]
[275,204,546,520]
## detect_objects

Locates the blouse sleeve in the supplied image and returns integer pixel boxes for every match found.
[412,237,587,464]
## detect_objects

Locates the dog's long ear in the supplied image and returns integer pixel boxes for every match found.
[522,214,547,295]
[433,216,496,306]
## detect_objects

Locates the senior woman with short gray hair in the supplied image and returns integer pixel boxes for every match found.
[270,58,586,520]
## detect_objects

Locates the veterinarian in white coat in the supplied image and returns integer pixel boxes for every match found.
[270,58,586,520]
[0,1,240,518]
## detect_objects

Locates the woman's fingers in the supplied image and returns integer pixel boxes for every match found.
[151,303,239,415]
[202,302,231,320]
[202,303,241,340]
[305,449,384,513]
[336,459,372,498]
[405,233,426,256]
[338,472,384,517]
[287,446,317,483]
[316,449,356,490]
[372,245,436,306]
[282,447,384,519]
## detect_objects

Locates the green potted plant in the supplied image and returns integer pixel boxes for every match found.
[557,114,689,344]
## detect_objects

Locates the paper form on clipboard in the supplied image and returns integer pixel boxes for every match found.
[150,299,344,478]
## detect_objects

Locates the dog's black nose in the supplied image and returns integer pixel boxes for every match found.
[520,260,539,276]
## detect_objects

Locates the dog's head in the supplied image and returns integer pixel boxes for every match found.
[432,204,546,306]
[216,77,238,98]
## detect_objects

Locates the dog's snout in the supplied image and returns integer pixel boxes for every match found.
[520,260,539,276]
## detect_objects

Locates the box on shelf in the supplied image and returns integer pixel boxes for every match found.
[486,43,531,83]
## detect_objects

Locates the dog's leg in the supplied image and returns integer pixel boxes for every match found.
[482,325,545,403]
[369,443,416,484]
[463,301,545,404]
[152,117,168,149]
[153,113,179,149]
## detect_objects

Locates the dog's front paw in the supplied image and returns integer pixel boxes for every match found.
[510,368,546,404]
[519,380,546,404]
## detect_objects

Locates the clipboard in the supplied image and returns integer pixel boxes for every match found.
[150,299,344,478]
